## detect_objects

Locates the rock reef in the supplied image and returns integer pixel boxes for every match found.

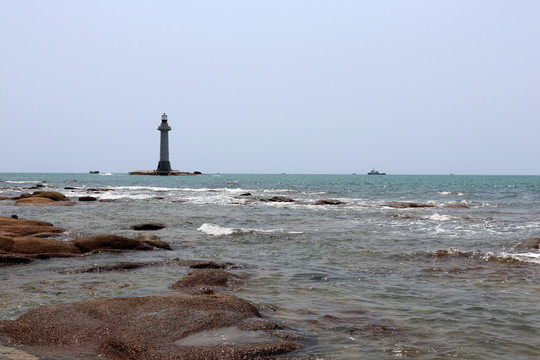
[0,216,171,265]
[0,268,300,359]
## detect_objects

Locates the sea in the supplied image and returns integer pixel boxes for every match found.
[1,173,539,359]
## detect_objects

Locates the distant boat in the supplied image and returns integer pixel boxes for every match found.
[89,170,99,174]
[368,169,386,175]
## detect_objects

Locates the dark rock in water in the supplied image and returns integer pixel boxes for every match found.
[61,261,157,274]
[515,238,540,250]
[130,223,166,231]
[444,204,471,209]
[171,269,244,294]
[261,196,295,203]
[64,186,78,190]
[190,260,233,269]
[385,202,436,209]
[240,192,252,197]
[314,199,345,205]
[134,233,172,250]
[73,235,154,252]
[0,235,79,255]
[0,293,299,360]
[78,196,97,201]
[11,214,18,219]
[99,199,117,202]
[193,171,202,174]
[0,217,172,264]
[0,255,33,266]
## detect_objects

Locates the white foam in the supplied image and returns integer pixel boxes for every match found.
[506,252,540,264]
[197,223,302,236]
[5,180,40,184]
[428,213,454,221]
[198,223,239,236]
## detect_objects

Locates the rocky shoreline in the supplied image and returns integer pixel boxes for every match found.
[0,186,304,359]
[0,213,302,359]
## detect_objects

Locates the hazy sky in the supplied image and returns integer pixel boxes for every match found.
[1,1,539,175]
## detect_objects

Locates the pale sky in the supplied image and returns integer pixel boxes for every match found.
[1,0,539,175]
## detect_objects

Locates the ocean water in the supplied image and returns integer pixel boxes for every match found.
[1,173,539,359]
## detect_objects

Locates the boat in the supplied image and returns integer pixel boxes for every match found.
[368,169,386,175]
[89,171,99,174]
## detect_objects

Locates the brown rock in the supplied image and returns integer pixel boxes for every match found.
[78,196,97,201]
[15,197,74,206]
[3,236,78,255]
[171,269,244,294]
[130,223,166,231]
[0,217,171,263]
[515,238,540,250]
[314,199,345,205]
[0,217,66,238]
[134,234,172,250]
[0,294,299,360]
[260,196,295,203]
[385,202,436,209]
[444,204,471,209]
[73,235,154,253]
[31,191,69,201]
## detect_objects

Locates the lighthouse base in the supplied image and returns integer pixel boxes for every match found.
[129,169,202,176]
[157,161,172,175]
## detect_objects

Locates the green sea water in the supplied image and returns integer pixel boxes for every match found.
[1,173,539,359]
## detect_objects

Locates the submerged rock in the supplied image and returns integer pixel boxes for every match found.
[385,202,436,209]
[171,269,244,294]
[444,204,471,209]
[515,238,540,250]
[0,255,33,266]
[260,196,295,203]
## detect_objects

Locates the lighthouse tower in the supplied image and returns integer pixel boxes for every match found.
[156,113,172,175]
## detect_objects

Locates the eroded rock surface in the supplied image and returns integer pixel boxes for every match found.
[0,294,299,360]
[0,217,172,264]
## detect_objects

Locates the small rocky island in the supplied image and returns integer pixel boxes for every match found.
[130,113,203,176]
[129,170,202,176]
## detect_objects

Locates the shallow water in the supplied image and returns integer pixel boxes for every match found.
[1,173,539,359]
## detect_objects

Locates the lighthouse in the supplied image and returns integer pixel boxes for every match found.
[156,113,172,175]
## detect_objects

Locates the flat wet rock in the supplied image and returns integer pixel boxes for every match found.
[0,293,299,360]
